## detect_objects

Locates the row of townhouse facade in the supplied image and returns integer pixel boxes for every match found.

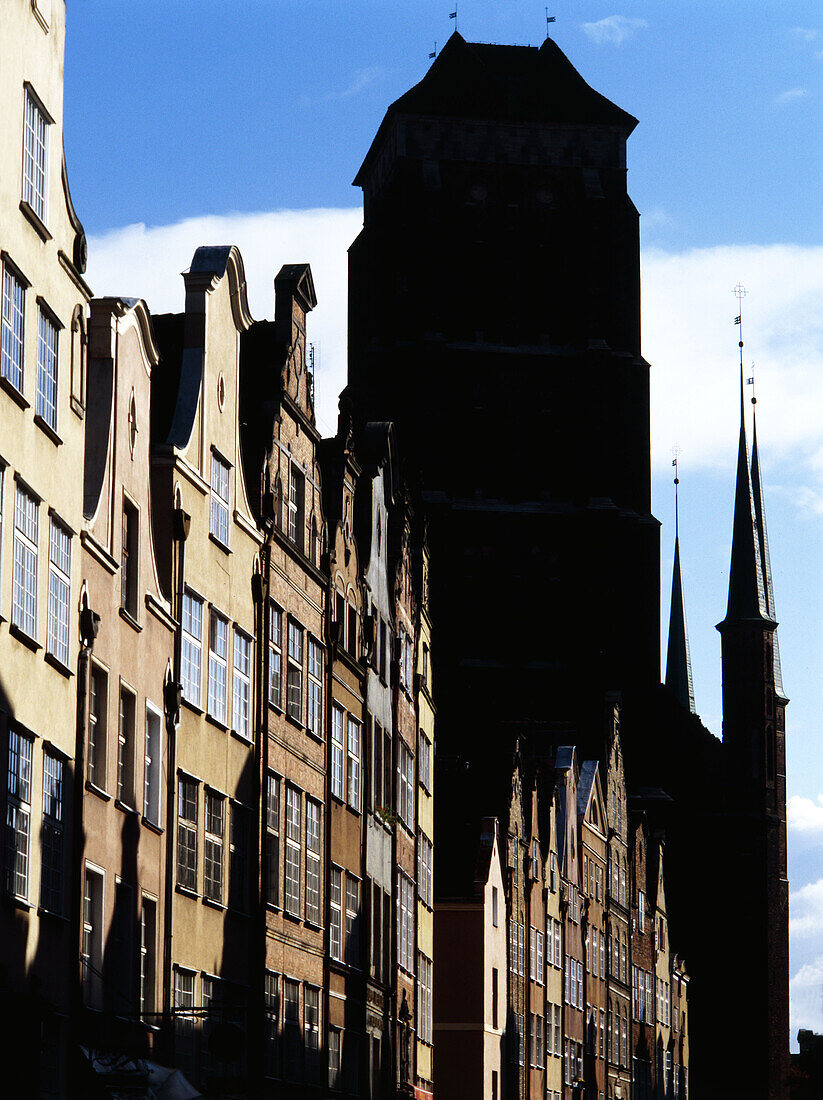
[435,699,690,1100]
[0,7,434,1097]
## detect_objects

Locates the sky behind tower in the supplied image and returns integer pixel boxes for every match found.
[63,1,823,1041]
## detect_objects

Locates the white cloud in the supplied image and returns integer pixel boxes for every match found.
[581,15,648,46]
[791,878,823,936]
[86,208,362,438]
[793,27,819,42]
[792,956,823,1035]
[302,66,385,106]
[789,794,823,834]
[643,243,823,486]
[775,87,807,104]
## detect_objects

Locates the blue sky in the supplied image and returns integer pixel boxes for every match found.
[63,2,823,1040]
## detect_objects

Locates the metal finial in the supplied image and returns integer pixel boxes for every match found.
[449,7,457,30]
[747,362,757,406]
[429,41,437,59]
[672,445,681,536]
[546,7,557,34]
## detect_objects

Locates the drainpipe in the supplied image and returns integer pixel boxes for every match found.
[249,549,269,1097]
[162,504,189,1063]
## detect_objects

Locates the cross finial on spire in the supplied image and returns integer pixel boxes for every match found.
[672,444,681,537]
[733,283,747,374]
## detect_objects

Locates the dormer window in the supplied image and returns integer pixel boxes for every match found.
[210,452,230,548]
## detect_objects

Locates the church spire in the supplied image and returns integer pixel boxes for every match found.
[718,293,771,630]
[665,457,695,711]
[750,399,787,699]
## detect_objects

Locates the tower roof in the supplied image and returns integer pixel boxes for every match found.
[751,411,787,698]
[665,528,695,713]
[354,31,637,185]
[718,373,773,629]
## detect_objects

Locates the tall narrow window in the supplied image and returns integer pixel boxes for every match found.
[23,87,49,221]
[232,629,251,739]
[82,867,104,1008]
[398,741,414,827]
[88,663,108,789]
[210,452,230,547]
[328,1028,342,1090]
[1,263,25,391]
[379,619,387,681]
[347,603,358,658]
[418,832,433,907]
[345,875,360,966]
[284,786,302,916]
[304,985,320,1081]
[112,880,134,1010]
[306,637,323,737]
[268,603,282,707]
[371,721,383,811]
[207,610,229,723]
[370,883,382,981]
[181,590,203,705]
[140,897,157,1018]
[419,734,431,792]
[264,972,280,1078]
[397,871,414,973]
[266,773,280,906]
[47,518,70,664]
[347,716,361,811]
[121,500,138,616]
[36,308,58,430]
[40,750,64,914]
[144,706,162,825]
[286,620,303,721]
[384,730,392,814]
[288,465,304,551]
[330,866,343,960]
[13,482,38,638]
[418,954,433,1044]
[177,777,198,891]
[174,969,196,1077]
[305,798,321,924]
[117,687,136,806]
[228,802,249,913]
[283,978,301,1081]
[204,790,224,903]
[331,705,344,800]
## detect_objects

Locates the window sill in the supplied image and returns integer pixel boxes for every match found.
[229,727,253,747]
[44,651,73,678]
[268,699,284,715]
[9,623,41,652]
[114,799,139,817]
[86,781,111,802]
[0,374,30,409]
[202,897,226,912]
[119,606,143,632]
[205,712,229,732]
[4,893,31,912]
[181,696,203,716]
[208,532,232,555]
[33,413,62,446]
[285,712,305,731]
[70,394,85,419]
[141,816,163,835]
[37,906,68,922]
[20,200,52,242]
[283,909,302,924]
[265,902,282,914]
[175,885,199,900]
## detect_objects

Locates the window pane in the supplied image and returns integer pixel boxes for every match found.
[36,309,57,429]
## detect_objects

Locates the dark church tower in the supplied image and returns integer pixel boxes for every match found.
[349,33,660,771]
[717,377,789,1099]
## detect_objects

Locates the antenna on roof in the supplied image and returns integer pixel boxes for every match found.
[546,7,557,35]
[429,41,437,59]
[449,7,458,31]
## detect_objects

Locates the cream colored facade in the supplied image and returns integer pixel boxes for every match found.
[0,0,90,1087]
[151,246,262,1088]
[415,542,434,1092]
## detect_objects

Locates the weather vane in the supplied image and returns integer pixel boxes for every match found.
[449,7,457,30]
[546,8,557,34]
[672,445,681,534]
[733,283,746,374]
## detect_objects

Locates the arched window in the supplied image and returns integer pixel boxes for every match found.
[70,305,86,412]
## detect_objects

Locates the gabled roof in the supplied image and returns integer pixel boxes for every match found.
[354,31,637,185]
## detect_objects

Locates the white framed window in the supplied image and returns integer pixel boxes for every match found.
[304,984,320,1078]
[418,953,433,1044]
[264,971,280,1078]
[305,798,321,924]
[419,733,431,792]
[330,866,343,961]
[82,865,104,1008]
[23,86,49,222]
[2,263,25,390]
[88,662,108,790]
[345,874,360,966]
[328,1026,341,1091]
[173,967,196,1076]
[181,590,203,705]
[12,482,38,638]
[553,918,561,967]
[204,789,224,903]
[5,729,32,900]
[232,628,251,739]
[555,1005,562,1059]
[176,776,198,891]
[284,785,302,916]
[306,637,323,737]
[638,889,646,933]
[418,832,433,907]
[286,620,303,721]
[266,773,280,907]
[144,705,162,826]
[331,705,344,800]
[397,871,414,973]
[207,609,229,723]
[40,750,64,914]
[287,464,304,550]
[549,850,557,892]
[36,307,58,430]
[209,452,230,547]
[268,602,283,707]
[117,686,136,807]
[346,716,361,811]
[398,740,414,827]
[47,517,70,665]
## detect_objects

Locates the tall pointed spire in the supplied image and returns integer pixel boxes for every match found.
[719,291,772,629]
[665,459,695,711]
[751,403,787,698]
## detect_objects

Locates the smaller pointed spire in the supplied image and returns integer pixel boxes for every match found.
[665,457,695,712]
[750,403,787,699]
